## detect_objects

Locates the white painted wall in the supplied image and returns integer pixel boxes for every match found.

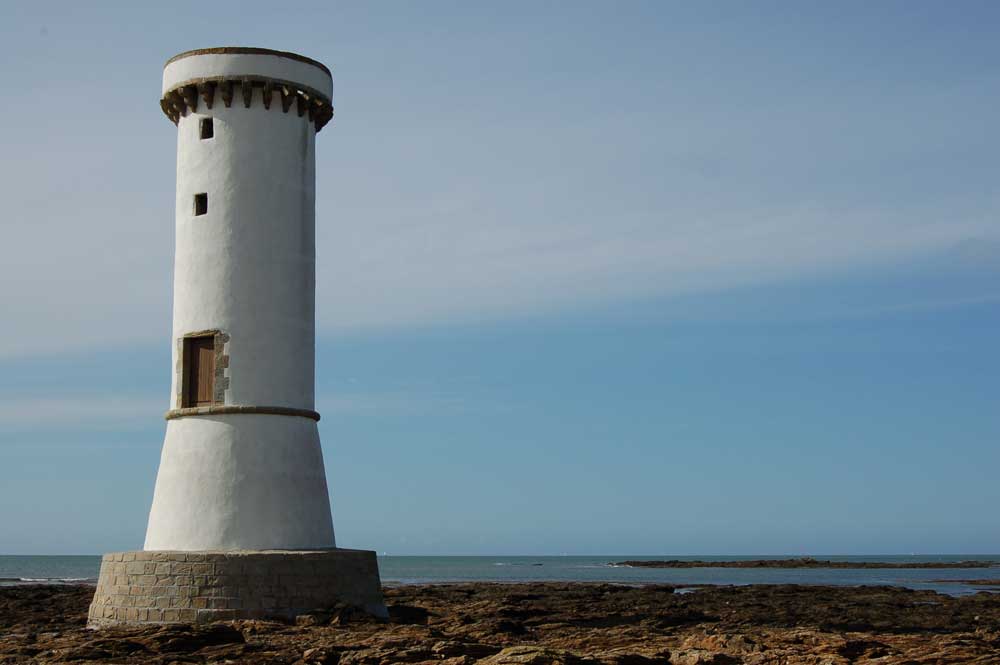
[145,415,336,550]
[170,88,317,408]
[163,51,333,100]
[145,50,336,551]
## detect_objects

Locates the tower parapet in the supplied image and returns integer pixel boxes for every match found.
[159,47,334,130]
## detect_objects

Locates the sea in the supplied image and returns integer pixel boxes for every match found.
[2,555,998,597]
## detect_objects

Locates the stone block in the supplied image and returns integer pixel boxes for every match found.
[88,549,385,627]
[243,560,268,576]
[192,563,214,575]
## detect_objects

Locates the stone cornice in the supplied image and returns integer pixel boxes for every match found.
[165,405,321,421]
[160,76,334,131]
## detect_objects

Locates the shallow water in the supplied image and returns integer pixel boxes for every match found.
[2,554,998,596]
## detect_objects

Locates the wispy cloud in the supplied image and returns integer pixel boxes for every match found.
[0,389,484,433]
[2,193,996,360]
[317,389,505,417]
[2,19,998,360]
[0,396,165,430]
[316,202,1000,336]
[819,292,1000,321]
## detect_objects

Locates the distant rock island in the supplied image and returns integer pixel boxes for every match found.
[614,557,999,569]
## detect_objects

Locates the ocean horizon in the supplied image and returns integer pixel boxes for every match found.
[3,554,998,596]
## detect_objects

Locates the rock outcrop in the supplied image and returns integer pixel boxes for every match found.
[614,557,999,568]
[2,582,1000,663]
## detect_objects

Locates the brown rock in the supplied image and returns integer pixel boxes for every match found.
[4,582,1000,664]
[431,639,502,659]
[479,645,598,664]
[669,651,741,665]
[302,646,340,663]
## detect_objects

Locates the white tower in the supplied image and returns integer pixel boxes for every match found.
[88,47,384,627]
[146,48,335,551]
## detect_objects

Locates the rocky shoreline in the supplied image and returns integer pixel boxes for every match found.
[614,557,1000,569]
[2,582,1000,663]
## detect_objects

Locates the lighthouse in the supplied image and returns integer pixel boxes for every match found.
[88,47,385,626]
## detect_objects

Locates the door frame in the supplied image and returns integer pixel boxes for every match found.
[175,329,230,409]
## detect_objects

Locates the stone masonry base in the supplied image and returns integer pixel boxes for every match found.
[87,549,386,628]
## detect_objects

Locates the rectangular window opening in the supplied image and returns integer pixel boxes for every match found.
[200,117,214,140]
[182,335,216,407]
[194,193,208,216]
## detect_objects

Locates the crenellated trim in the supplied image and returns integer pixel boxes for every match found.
[160,75,334,131]
[165,405,321,421]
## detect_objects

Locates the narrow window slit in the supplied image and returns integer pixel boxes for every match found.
[194,193,208,216]
[200,117,214,139]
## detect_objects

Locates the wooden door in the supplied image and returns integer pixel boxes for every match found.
[184,336,215,407]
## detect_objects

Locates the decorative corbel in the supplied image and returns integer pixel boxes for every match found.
[220,80,234,108]
[262,81,273,110]
[181,85,198,113]
[316,105,334,131]
[167,89,186,117]
[241,78,253,108]
[160,98,179,125]
[198,81,216,109]
[280,86,294,113]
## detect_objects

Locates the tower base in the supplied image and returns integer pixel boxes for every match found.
[87,549,386,628]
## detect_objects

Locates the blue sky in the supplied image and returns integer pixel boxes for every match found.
[1,1,998,555]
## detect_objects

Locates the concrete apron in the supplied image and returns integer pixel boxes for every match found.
[87,549,386,628]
